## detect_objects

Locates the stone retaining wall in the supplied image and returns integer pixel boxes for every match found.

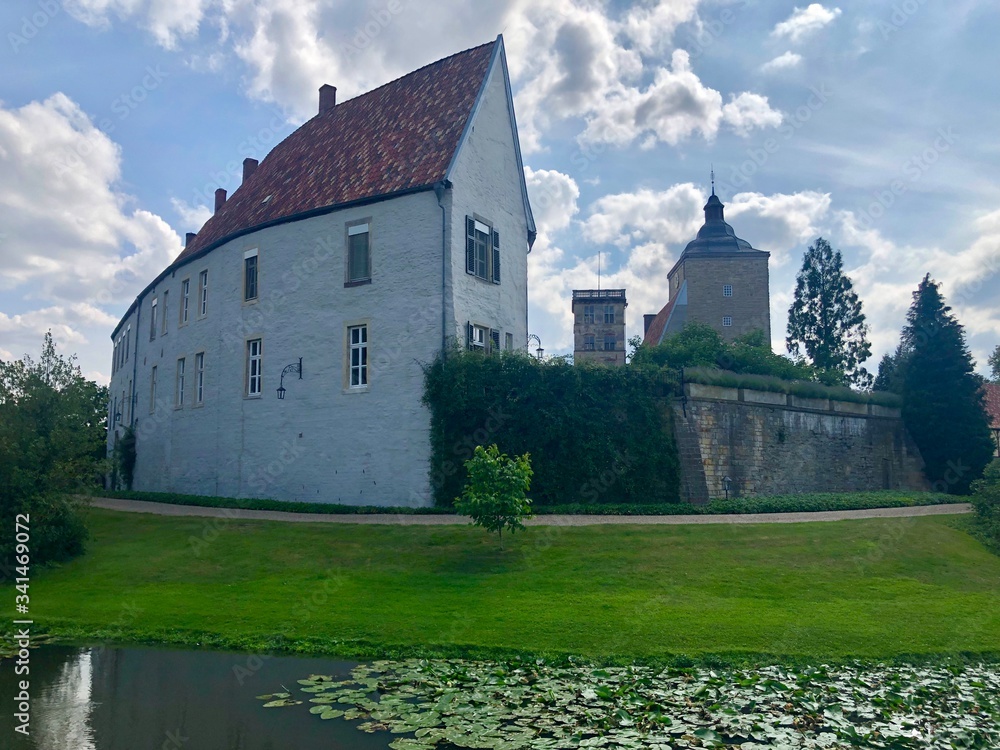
[675,384,927,503]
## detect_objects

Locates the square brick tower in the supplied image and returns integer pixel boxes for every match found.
[643,187,770,346]
[573,289,627,365]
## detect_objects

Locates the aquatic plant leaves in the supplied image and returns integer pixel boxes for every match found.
[257,660,1000,749]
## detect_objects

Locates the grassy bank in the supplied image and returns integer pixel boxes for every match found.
[7,509,1000,663]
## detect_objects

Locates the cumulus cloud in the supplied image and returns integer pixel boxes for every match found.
[60,0,781,151]
[772,4,842,44]
[761,51,803,73]
[524,166,579,249]
[171,197,212,230]
[0,93,180,380]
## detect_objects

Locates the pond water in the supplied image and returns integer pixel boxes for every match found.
[0,644,393,750]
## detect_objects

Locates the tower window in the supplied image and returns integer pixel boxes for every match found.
[347,222,371,283]
[244,249,259,301]
[723,284,733,297]
[246,339,262,396]
[723,316,733,327]
[604,305,615,324]
[583,305,594,324]
[583,334,595,351]
[349,325,368,388]
[603,334,616,351]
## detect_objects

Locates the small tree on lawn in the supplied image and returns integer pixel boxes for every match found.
[455,445,532,550]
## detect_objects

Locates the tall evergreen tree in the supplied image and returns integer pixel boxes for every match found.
[786,238,872,387]
[988,344,1000,383]
[872,351,899,393]
[898,275,994,494]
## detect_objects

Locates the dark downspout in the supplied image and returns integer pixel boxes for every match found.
[131,299,141,429]
[434,180,451,355]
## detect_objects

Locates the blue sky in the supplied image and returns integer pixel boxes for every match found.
[1,0,997,382]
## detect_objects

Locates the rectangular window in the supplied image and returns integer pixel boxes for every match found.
[124,325,130,361]
[723,316,733,327]
[723,284,733,297]
[181,279,190,324]
[195,352,204,404]
[161,290,169,334]
[467,323,487,351]
[246,339,262,396]
[112,341,118,375]
[465,217,498,282]
[505,332,514,351]
[349,325,368,388]
[199,270,208,317]
[583,305,594,324]
[604,305,615,324]
[347,223,371,282]
[176,357,185,407]
[244,249,258,301]
[126,380,132,422]
[584,334,595,351]
[149,298,158,340]
[603,334,616,351]
[149,366,157,412]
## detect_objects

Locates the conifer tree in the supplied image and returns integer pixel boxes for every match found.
[988,344,1000,383]
[898,275,994,494]
[786,238,872,387]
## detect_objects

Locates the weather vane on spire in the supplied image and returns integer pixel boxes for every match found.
[710,165,715,196]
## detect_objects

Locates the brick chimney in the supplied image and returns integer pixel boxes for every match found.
[643,314,656,335]
[319,84,337,114]
[185,232,197,248]
[243,158,258,183]
[214,188,227,213]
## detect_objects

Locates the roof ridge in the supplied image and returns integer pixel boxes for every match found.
[313,39,496,117]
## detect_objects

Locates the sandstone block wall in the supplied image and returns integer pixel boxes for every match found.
[674,384,927,503]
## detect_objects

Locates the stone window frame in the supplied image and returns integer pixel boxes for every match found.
[603,333,616,351]
[722,316,733,327]
[245,337,263,398]
[344,321,371,392]
[723,284,733,297]
[175,356,186,409]
[604,305,615,324]
[583,334,595,351]
[179,278,191,326]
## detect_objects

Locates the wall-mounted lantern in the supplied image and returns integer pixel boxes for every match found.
[723,475,733,501]
[276,358,303,400]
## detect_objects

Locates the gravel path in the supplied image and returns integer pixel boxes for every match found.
[87,497,972,526]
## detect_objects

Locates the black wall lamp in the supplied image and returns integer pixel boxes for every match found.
[276,358,302,400]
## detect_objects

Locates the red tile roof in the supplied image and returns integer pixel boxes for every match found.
[176,40,496,263]
[642,296,677,347]
[983,382,1000,428]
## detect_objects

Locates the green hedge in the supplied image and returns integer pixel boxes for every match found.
[537,491,961,515]
[683,367,902,407]
[90,489,961,517]
[423,351,681,507]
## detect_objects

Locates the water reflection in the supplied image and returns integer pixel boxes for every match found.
[0,645,393,750]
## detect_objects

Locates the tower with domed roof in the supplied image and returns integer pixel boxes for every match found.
[642,179,771,346]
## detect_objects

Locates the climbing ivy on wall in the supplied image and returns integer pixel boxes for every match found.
[422,351,681,508]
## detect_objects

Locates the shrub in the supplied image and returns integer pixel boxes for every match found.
[0,493,88,580]
[682,367,902,407]
[423,350,681,507]
[971,459,1000,547]
[455,445,533,549]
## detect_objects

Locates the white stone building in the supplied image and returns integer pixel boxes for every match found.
[106,37,535,506]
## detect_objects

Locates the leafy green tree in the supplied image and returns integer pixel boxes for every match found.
[897,276,994,494]
[971,459,1000,547]
[455,445,533,549]
[988,344,1000,383]
[0,332,106,574]
[786,238,872,387]
[631,323,814,381]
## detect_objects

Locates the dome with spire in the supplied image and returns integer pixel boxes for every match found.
[681,193,759,255]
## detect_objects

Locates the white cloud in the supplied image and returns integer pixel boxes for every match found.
[761,51,803,73]
[721,92,784,136]
[64,0,212,49]
[523,166,579,250]
[772,4,842,44]
[0,93,180,381]
[171,197,212,230]
[577,50,783,149]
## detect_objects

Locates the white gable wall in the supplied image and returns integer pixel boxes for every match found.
[446,51,530,352]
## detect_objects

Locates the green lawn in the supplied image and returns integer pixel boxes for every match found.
[7,509,1000,663]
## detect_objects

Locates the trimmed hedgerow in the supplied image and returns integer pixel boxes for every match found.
[683,367,902,407]
[422,350,681,507]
